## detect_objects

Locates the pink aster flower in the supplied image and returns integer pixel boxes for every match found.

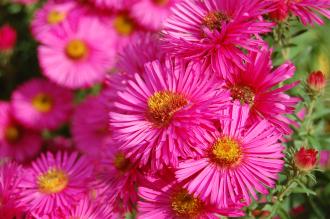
[12,78,73,131]
[162,0,274,76]
[131,0,181,30]
[268,0,330,25]
[0,161,24,218]
[72,94,111,158]
[17,151,93,217]
[0,102,42,162]
[38,16,116,89]
[95,144,141,213]
[176,103,285,208]
[223,48,299,134]
[116,32,165,75]
[110,59,230,170]
[31,1,79,41]
[0,24,17,52]
[138,177,244,219]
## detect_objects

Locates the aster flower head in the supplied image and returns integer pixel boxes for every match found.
[268,0,330,25]
[39,16,116,89]
[12,78,73,130]
[0,102,42,162]
[223,48,299,134]
[110,59,230,170]
[138,177,244,219]
[0,24,17,51]
[31,1,79,41]
[72,93,111,158]
[131,0,182,30]
[95,143,140,213]
[176,103,285,208]
[0,161,23,218]
[162,0,274,76]
[17,151,93,217]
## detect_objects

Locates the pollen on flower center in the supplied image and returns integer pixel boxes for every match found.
[113,14,135,36]
[47,10,66,25]
[171,189,203,217]
[114,152,130,172]
[230,85,255,105]
[38,168,69,194]
[65,39,88,60]
[211,137,242,167]
[147,91,188,127]
[32,93,53,113]
[152,0,169,6]
[203,11,231,31]
[5,125,21,143]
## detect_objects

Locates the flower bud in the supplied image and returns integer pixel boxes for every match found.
[0,24,17,52]
[269,1,289,22]
[294,147,318,171]
[307,71,327,92]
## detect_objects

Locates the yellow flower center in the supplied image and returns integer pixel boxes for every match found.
[113,14,135,36]
[32,93,53,113]
[152,0,169,6]
[203,11,231,31]
[65,39,88,60]
[114,152,130,172]
[230,85,255,105]
[38,168,69,194]
[171,189,203,217]
[211,137,242,167]
[5,125,21,143]
[47,10,66,25]
[147,91,188,127]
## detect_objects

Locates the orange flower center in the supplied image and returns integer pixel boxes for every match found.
[203,11,230,31]
[113,14,135,36]
[114,152,130,172]
[32,93,53,113]
[152,0,169,6]
[38,168,69,194]
[211,137,242,167]
[47,10,66,25]
[5,125,21,143]
[171,189,203,217]
[65,39,88,60]
[230,85,255,105]
[147,91,188,127]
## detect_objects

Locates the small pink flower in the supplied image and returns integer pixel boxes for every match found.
[38,16,116,89]
[162,0,274,77]
[0,102,42,162]
[223,48,299,134]
[31,1,80,41]
[0,24,17,51]
[294,147,318,171]
[17,151,93,217]
[110,59,230,170]
[11,78,73,130]
[176,103,285,208]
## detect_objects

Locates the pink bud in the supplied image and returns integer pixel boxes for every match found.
[307,71,327,92]
[0,25,17,51]
[269,0,290,22]
[294,147,318,171]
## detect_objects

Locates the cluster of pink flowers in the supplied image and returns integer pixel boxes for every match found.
[1,0,329,218]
